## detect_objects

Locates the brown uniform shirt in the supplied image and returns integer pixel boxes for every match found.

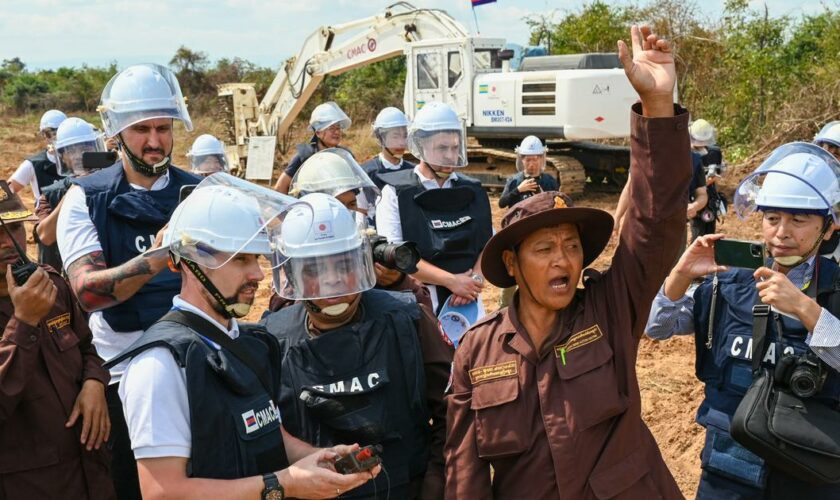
[444,104,690,499]
[0,269,115,500]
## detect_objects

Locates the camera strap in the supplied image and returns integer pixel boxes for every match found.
[750,258,820,374]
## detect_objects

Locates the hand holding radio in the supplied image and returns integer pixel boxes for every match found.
[7,265,57,327]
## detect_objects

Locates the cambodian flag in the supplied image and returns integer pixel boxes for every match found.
[471,0,497,6]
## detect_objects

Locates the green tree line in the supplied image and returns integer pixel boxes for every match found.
[2,0,837,163]
[527,0,840,162]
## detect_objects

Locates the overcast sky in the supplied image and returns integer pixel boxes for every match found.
[0,0,824,71]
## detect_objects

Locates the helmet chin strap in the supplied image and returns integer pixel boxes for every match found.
[303,294,361,324]
[773,218,832,268]
[117,134,171,177]
[428,164,452,179]
[180,257,252,319]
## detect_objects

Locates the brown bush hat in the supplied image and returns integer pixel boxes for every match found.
[481,191,613,288]
[0,181,37,223]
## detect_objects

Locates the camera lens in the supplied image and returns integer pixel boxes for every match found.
[791,372,818,398]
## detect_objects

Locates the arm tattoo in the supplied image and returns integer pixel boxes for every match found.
[66,251,155,312]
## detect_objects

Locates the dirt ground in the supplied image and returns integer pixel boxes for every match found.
[2,113,766,498]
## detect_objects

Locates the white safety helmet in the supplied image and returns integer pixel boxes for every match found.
[274,193,375,300]
[515,135,546,173]
[735,142,840,224]
[54,118,106,177]
[814,121,840,149]
[373,107,409,130]
[99,63,193,138]
[689,119,716,147]
[310,101,351,132]
[373,107,409,152]
[186,134,228,175]
[39,109,67,132]
[407,101,467,168]
[168,173,308,269]
[290,148,379,205]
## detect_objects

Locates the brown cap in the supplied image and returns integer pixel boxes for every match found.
[0,181,37,223]
[481,191,613,288]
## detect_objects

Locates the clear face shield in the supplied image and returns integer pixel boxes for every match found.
[272,205,376,300]
[289,148,380,209]
[190,154,229,176]
[272,239,377,301]
[57,136,107,177]
[408,128,468,169]
[734,142,840,226]
[167,173,313,270]
[376,126,409,154]
[517,153,546,176]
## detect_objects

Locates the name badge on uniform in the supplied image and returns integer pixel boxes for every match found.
[469,360,517,385]
[46,313,71,332]
[554,324,603,365]
[431,216,472,229]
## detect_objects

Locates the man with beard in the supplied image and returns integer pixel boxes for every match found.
[110,177,376,499]
[55,63,202,499]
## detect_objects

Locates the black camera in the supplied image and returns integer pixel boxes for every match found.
[705,163,724,179]
[82,151,118,170]
[369,234,420,274]
[777,351,827,398]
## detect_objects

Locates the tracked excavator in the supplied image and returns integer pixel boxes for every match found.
[218,2,639,196]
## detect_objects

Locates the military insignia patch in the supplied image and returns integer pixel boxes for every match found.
[554,324,603,359]
[46,313,71,331]
[469,360,517,385]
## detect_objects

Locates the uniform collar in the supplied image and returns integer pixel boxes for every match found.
[502,293,583,363]
[378,153,402,170]
[413,165,458,185]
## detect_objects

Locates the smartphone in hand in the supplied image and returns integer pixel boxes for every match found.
[714,239,764,270]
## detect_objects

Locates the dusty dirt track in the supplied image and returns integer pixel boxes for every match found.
[2,113,766,498]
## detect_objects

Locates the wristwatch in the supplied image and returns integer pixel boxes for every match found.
[262,472,285,500]
[471,273,484,286]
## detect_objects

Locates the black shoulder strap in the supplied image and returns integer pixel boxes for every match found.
[751,304,771,373]
[160,309,274,397]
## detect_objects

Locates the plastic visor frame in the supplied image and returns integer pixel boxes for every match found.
[408,129,468,168]
[734,142,840,225]
[56,137,106,177]
[271,238,376,300]
[163,173,313,269]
